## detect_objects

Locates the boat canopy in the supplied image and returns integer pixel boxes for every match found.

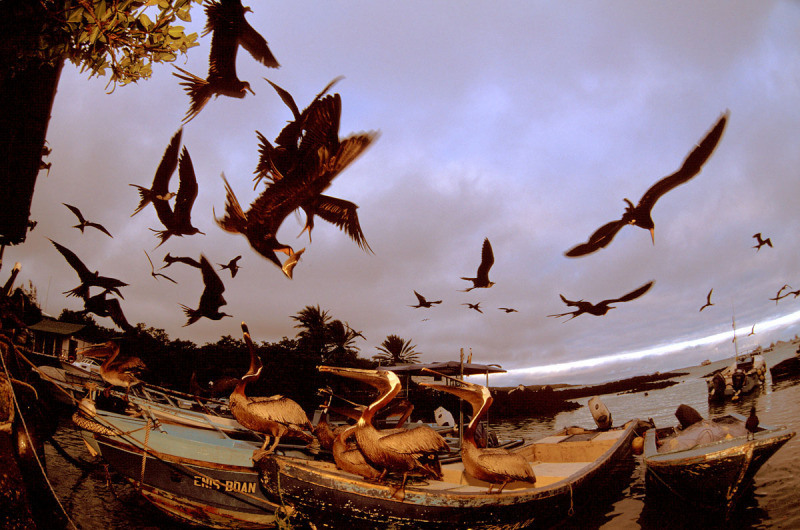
[377,361,506,377]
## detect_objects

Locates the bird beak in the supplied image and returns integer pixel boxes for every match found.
[649,228,655,244]
[246,85,256,96]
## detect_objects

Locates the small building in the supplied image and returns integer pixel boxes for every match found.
[28,318,88,362]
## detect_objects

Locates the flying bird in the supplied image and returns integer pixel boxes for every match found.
[461,238,495,292]
[144,251,176,284]
[130,129,182,216]
[699,289,714,312]
[410,291,441,308]
[498,307,518,313]
[162,253,202,270]
[748,324,756,336]
[565,112,729,257]
[173,0,279,123]
[180,255,231,326]
[81,341,144,398]
[463,302,483,313]
[80,291,134,332]
[548,280,654,320]
[149,147,204,245]
[63,203,113,237]
[752,232,772,251]
[50,239,128,299]
[218,255,243,278]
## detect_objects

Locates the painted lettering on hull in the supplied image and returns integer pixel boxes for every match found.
[192,475,256,494]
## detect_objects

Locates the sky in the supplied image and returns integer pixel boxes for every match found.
[6,1,800,386]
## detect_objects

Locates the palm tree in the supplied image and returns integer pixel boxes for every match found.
[326,319,364,365]
[373,334,420,365]
[291,305,331,360]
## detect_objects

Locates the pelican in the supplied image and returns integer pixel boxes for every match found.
[318,366,449,493]
[82,341,144,399]
[421,374,536,493]
[230,323,314,456]
[332,424,382,481]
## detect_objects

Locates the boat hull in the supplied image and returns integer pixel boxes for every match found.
[256,422,637,529]
[643,414,795,512]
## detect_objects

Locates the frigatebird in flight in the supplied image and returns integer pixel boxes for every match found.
[565,112,729,257]
[131,129,182,217]
[549,281,654,320]
[699,289,714,312]
[463,302,483,314]
[63,203,113,237]
[50,239,127,299]
[174,0,279,123]
[461,238,495,292]
[162,253,202,270]
[410,291,442,308]
[219,255,243,278]
[144,251,176,284]
[752,233,772,251]
[180,255,231,326]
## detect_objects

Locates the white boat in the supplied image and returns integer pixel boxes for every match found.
[707,353,766,401]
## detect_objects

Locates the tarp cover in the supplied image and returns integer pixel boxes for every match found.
[658,419,748,453]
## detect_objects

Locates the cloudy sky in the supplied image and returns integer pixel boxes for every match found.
[7,1,800,385]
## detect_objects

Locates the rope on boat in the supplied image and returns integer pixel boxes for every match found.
[1,339,78,530]
[567,481,574,516]
[138,417,153,489]
[274,462,295,530]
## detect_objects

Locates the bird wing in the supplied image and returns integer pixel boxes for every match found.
[205,1,240,82]
[174,147,199,225]
[63,203,85,223]
[87,222,113,238]
[215,173,249,234]
[475,449,534,481]
[103,296,133,332]
[50,239,91,281]
[151,129,183,196]
[238,17,280,68]
[376,425,448,455]
[245,396,310,427]
[199,255,226,300]
[476,238,494,282]
[607,280,654,304]
[636,111,728,213]
[564,219,627,257]
[413,291,427,304]
[309,195,372,253]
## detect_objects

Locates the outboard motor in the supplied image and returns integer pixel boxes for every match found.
[731,369,746,391]
[708,373,726,401]
[588,396,612,431]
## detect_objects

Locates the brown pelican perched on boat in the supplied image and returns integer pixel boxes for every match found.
[230,323,314,456]
[82,341,145,399]
[318,366,449,493]
[421,372,536,493]
[332,424,382,481]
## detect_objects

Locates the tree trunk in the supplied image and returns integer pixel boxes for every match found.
[0,57,63,246]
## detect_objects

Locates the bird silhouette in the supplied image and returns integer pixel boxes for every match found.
[144,251,176,284]
[162,253,202,270]
[81,291,133,332]
[699,289,714,312]
[63,203,112,237]
[174,0,279,123]
[50,239,128,299]
[218,255,242,278]
[565,112,729,257]
[409,291,441,308]
[257,79,377,250]
[149,147,204,245]
[548,281,654,320]
[498,307,518,313]
[130,129,182,216]
[752,232,772,251]
[745,406,759,440]
[748,324,756,336]
[180,255,231,326]
[463,302,483,313]
[461,238,495,292]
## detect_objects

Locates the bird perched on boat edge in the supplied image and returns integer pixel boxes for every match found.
[565,111,729,257]
[745,406,759,440]
[752,232,772,251]
[63,203,113,237]
[180,255,231,326]
[699,288,714,311]
[231,322,314,458]
[174,0,279,123]
[548,280,654,320]
[461,238,495,292]
[409,290,441,308]
[50,239,128,300]
[318,366,449,499]
[421,371,535,493]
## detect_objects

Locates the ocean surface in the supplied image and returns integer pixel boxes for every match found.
[39,343,800,529]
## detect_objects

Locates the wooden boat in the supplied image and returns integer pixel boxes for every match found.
[706,353,766,401]
[76,403,318,529]
[643,412,795,512]
[769,346,800,382]
[255,420,639,529]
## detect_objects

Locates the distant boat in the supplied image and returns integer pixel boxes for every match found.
[701,359,711,366]
[643,412,794,514]
[769,346,800,382]
[255,421,639,529]
[706,353,766,401]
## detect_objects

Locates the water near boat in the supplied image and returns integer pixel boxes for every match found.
[40,344,800,529]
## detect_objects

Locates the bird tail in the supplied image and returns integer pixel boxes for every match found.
[129,184,153,216]
[149,228,173,247]
[214,173,248,235]
[180,304,200,326]
[173,66,210,124]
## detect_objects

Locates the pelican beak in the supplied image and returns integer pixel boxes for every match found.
[318,365,396,394]
[649,228,655,244]
[419,381,476,402]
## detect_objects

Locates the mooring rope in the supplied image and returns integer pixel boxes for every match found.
[1,340,78,530]
[138,417,152,489]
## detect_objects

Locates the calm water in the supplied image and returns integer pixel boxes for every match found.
[39,345,800,529]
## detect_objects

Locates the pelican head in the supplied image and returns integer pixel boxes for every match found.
[318,366,402,423]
